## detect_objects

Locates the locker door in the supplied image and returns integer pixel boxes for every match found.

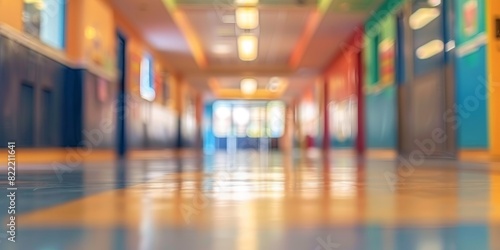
[18,83,35,147]
[397,0,456,158]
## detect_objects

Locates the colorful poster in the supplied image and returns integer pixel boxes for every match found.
[463,0,478,36]
[379,39,395,86]
[457,0,485,43]
[97,78,108,103]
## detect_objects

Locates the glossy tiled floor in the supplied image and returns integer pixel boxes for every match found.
[1,150,500,249]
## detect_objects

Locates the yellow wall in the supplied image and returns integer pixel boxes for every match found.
[487,0,500,157]
[82,0,116,73]
[66,0,116,73]
[0,0,23,30]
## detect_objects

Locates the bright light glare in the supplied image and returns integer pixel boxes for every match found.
[416,40,444,59]
[233,107,250,125]
[240,78,258,95]
[238,35,258,61]
[409,8,440,30]
[267,101,285,138]
[235,0,259,6]
[140,57,156,101]
[236,7,259,30]
[445,40,455,52]
[215,106,231,119]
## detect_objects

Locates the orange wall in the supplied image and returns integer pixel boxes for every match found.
[327,52,358,102]
[66,0,84,61]
[81,0,116,72]
[0,0,23,30]
[1,0,194,117]
[487,0,500,157]
[113,9,187,113]
[325,30,363,103]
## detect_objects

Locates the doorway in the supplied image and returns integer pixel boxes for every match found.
[397,0,456,158]
[208,100,285,152]
[116,32,127,157]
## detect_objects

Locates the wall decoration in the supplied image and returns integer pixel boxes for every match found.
[379,38,395,86]
[97,78,108,103]
[463,0,478,36]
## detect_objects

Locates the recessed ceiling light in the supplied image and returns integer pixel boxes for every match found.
[416,39,444,59]
[236,7,259,30]
[409,8,440,30]
[237,35,258,61]
[240,78,258,95]
[235,0,259,6]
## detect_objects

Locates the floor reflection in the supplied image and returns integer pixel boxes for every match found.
[3,224,499,250]
[0,150,499,249]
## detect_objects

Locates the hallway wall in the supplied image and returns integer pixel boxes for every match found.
[0,0,200,150]
[363,2,400,149]
[325,34,362,149]
[487,0,500,157]
[455,0,488,148]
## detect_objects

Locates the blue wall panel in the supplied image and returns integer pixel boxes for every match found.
[454,0,488,148]
[365,86,397,148]
[203,103,215,154]
[455,46,488,148]
[331,137,354,148]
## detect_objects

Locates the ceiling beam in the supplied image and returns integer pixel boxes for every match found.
[288,0,333,69]
[162,0,208,69]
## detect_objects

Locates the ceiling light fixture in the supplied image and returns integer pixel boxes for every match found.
[428,0,441,7]
[236,7,259,30]
[240,78,258,95]
[267,77,281,92]
[237,35,258,61]
[235,0,259,6]
[416,39,444,59]
[409,8,441,30]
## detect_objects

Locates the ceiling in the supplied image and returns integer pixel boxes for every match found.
[109,0,385,102]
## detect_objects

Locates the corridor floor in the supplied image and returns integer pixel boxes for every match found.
[1,150,500,249]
